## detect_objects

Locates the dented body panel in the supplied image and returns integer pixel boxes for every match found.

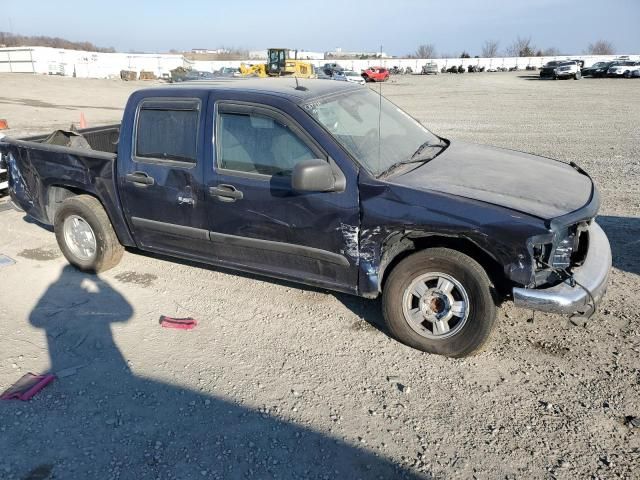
[355,172,551,296]
[1,133,135,247]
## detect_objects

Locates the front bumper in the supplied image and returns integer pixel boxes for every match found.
[512,222,611,316]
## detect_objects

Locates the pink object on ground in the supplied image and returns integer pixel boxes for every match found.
[159,315,198,330]
[0,373,56,401]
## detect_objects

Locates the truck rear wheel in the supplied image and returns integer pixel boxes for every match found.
[382,248,497,357]
[54,195,124,273]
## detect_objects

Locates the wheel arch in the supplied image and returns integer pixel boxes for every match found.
[378,233,510,300]
[46,184,135,247]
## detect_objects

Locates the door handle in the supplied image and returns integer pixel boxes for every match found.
[125,171,155,186]
[177,195,195,206]
[209,184,243,202]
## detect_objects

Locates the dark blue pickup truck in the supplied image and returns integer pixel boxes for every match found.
[0,79,611,357]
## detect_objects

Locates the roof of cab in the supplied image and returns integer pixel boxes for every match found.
[139,78,363,104]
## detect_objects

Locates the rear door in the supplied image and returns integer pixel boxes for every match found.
[118,96,213,259]
[204,97,361,292]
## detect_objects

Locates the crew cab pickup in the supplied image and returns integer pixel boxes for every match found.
[0,79,611,357]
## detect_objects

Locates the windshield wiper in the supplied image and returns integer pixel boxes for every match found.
[377,141,447,178]
[411,140,447,160]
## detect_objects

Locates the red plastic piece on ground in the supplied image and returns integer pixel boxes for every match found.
[159,315,198,330]
[0,373,56,401]
[0,119,8,130]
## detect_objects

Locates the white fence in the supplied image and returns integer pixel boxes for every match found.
[0,47,184,78]
[0,46,637,78]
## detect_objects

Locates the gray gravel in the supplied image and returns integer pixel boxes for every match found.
[0,72,639,479]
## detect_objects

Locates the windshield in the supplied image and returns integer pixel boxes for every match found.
[302,89,441,176]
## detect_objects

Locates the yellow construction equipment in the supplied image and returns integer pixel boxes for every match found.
[240,48,315,78]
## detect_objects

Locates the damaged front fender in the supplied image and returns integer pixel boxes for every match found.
[356,173,548,298]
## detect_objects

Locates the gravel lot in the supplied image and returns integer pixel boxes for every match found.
[0,72,639,479]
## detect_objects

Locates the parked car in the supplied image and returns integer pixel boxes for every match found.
[0,141,7,194]
[314,67,332,79]
[539,61,581,80]
[361,67,389,82]
[486,66,498,72]
[0,79,611,358]
[217,67,241,78]
[624,63,640,78]
[581,61,614,77]
[333,70,366,85]
[422,63,439,75]
[607,61,640,77]
[176,70,215,82]
[322,63,344,77]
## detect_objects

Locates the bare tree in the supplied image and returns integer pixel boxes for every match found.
[540,47,561,56]
[413,44,437,59]
[0,31,115,52]
[481,40,500,58]
[506,36,536,57]
[586,40,615,55]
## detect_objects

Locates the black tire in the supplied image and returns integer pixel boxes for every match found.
[54,195,124,273]
[382,248,497,357]
[624,71,631,78]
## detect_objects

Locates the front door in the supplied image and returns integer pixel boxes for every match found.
[205,100,361,292]
[119,97,212,259]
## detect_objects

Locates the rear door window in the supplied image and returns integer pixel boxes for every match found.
[135,99,200,163]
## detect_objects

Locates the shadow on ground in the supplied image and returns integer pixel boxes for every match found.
[598,215,640,276]
[0,266,421,479]
[135,248,390,336]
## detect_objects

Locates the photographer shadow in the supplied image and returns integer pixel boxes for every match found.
[0,266,423,479]
[598,215,640,276]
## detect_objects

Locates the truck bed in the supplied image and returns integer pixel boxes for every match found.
[13,124,121,155]
[0,124,124,230]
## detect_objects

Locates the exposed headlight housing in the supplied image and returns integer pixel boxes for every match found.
[551,236,574,268]
[529,222,590,286]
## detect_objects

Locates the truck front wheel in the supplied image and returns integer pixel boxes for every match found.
[382,248,497,357]
[54,195,124,273]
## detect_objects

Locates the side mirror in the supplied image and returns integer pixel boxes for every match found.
[292,159,336,193]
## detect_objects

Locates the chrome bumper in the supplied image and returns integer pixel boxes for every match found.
[513,222,611,315]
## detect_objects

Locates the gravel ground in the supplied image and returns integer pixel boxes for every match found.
[0,72,639,479]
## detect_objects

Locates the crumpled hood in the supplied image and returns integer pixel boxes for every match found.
[392,141,593,220]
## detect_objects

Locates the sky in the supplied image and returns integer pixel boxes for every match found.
[2,0,639,56]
